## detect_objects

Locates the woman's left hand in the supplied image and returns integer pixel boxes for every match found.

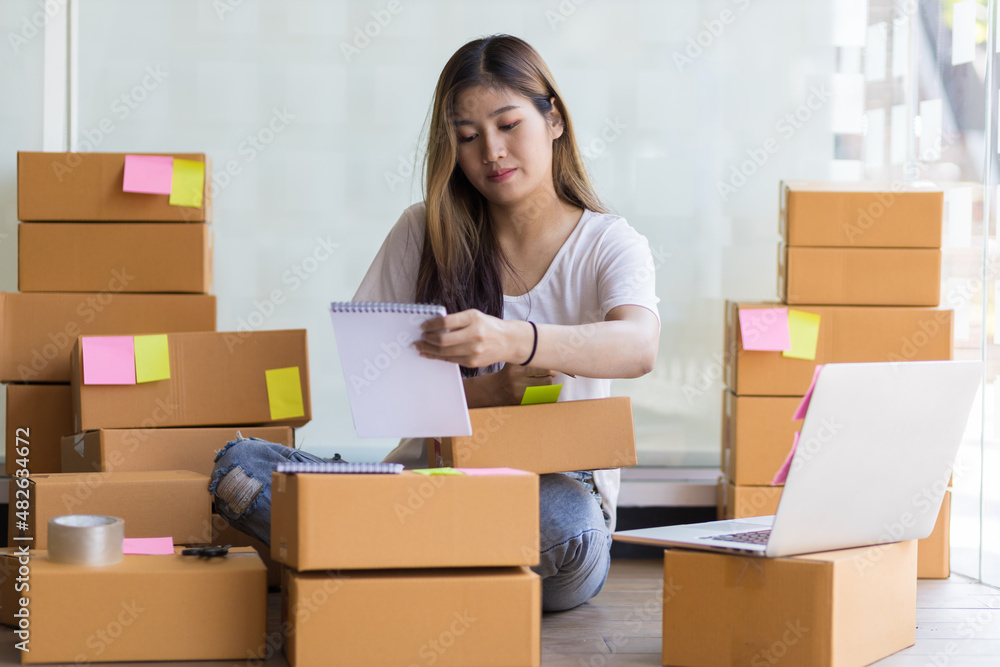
[415,309,524,368]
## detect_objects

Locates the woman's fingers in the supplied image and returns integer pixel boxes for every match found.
[417,340,499,367]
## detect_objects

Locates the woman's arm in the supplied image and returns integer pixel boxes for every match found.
[416,304,660,380]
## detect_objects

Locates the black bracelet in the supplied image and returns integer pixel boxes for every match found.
[520,321,538,366]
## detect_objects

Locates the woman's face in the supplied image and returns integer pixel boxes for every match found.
[452,85,564,208]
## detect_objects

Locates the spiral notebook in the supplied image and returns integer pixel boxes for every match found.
[329,301,473,438]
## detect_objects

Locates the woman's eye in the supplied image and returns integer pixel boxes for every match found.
[501,121,520,131]
[459,134,476,143]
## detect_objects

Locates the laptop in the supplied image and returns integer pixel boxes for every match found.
[613,360,982,557]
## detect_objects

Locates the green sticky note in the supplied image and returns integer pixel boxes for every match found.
[169,158,205,207]
[782,310,821,360]
[133,334,170,383]
[265,367,305,420]
[521,384,562,405]
[412,468,466,476]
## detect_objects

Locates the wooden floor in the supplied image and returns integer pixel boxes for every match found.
[3,559,1000,666]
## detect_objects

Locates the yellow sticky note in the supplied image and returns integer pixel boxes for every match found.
[266,367,305,420]
[412,468,466,476]
[783,310,821,360]
[133,334,170,383]
[521,384,562,405]
[169,159,205,207]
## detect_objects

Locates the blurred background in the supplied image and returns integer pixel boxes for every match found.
[2,0,999,584]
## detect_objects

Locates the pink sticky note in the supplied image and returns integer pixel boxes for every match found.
[123,155,173,194]
[122,537,174,555]
[454,468,532,476]
[82,336,136,385]
[792,365,824,420]
[739,308,791,351]
[771,432,800,486]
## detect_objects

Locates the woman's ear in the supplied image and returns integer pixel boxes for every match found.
[547,96,565,141]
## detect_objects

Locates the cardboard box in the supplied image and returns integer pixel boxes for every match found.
[780,246,941,306]
[5,546,265,663]
[661,541,917,666]
[918,490,951,579]
[429,397,636,472]
[719,482,783,520]
[18,223,213,293]
[9,470,212,549]
[724,301,953,396]
[722,391,801,486]
[17,151,211,222]
[4,383,73,475]
[60,425,293,477]
[272,469,539,570]
[284,566,540,667]
[71,329,311,431]
[0,292,216,383]
[780,181,943,248]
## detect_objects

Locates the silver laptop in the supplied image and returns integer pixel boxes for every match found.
[614,360,982,557]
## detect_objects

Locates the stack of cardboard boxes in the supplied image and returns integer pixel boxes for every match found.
[649,182,951,665]
[272,468,542,666]
[9,152,311,586]
[0,152,319,662]
[720,181,954,578]
[8,152,222,548]
[3,152,216,476]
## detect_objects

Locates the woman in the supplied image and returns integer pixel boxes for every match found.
[211,34,660,612]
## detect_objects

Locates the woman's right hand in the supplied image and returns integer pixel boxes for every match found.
[464,364,556,408]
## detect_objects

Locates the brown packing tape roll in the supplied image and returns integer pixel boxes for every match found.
[48,515,124,566]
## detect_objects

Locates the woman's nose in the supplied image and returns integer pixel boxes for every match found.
[482,132,506,162]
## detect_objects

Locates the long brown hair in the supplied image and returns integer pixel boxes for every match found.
[417,34,606,377]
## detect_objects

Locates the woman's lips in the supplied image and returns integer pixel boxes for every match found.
[487,168,516,183]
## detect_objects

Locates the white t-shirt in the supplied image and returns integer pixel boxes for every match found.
[352,201,661,532]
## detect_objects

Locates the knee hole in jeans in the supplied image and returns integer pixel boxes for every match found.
[214,465,263,518]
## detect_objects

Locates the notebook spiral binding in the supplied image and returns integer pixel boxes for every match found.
[330,301,445,315]
[275,461,404,474]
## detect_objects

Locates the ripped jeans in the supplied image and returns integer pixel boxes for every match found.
[210,433,612,612]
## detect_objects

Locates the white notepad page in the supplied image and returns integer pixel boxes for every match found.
[329,301,473,438]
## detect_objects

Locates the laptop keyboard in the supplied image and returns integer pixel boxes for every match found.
[702,529,771,545]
